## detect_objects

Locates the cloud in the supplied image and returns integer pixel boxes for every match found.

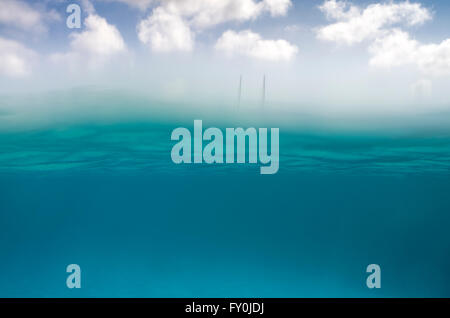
[317,1,450,77]
[0,37,36,77]
[137,0,292,52]
[263,0,292,17]
[164,0,291,28]
[368,29,417,68]
[80,0,96,15]
[369,29,450,76]
[137,7,194,52]
[51,13,126,69]
[317,0,431,45]
[70,14,126,56]
[0,0,60,33]
[215,30,298,61]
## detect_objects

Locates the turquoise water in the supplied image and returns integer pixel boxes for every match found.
[1,92,450,297]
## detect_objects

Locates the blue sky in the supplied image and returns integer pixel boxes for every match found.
[8,0,450,52]
[1,0,450,113]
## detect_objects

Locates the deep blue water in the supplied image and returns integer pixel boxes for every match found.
[1,112,450,297]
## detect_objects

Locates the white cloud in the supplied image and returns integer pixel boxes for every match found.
[317,1,450,78]
[105,0,291,17]
[164,0,263,29]
[263,0,292,17]
[51,14,126,69]
[369,29,450,76]
[215,30,298,61]
[80,0,96,15]
[70,14,126,56]
[0,37,36,77]
[137,7,194,52]
[317,0,431,45]
[0,0,60,33]
[137,0,292,52]
[319,0,360,21]
[369,29,417,68]
[165,0,291,28]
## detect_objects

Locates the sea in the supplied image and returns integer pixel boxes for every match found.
[0,89,449,297]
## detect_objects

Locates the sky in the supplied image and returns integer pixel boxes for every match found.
[1,0,450,115]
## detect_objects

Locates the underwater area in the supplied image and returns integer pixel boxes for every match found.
[0,90,450,297]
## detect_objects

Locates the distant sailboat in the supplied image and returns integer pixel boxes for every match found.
[236,74,266,109]
[237,75,242,109]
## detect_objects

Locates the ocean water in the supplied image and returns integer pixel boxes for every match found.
[1,91,450,297]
